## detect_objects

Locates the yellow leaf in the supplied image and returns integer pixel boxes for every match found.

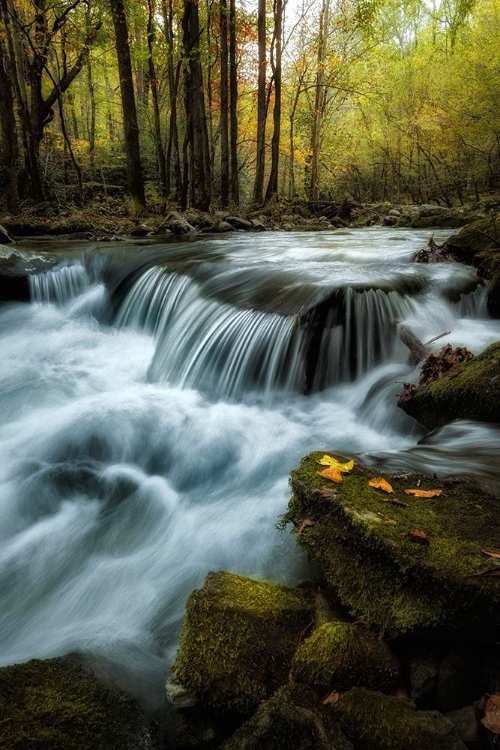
[317,467,343,483]
[404,489,443,498]
[368,477,394,493]
[317,455,354,473]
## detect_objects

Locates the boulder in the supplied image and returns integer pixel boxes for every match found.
[213,220,235,233]
[284,453,500,637]
[226,216,252,230]
[0,656,162,750]
[445,706,481,750]
[0,245,59,303]
[171,571,314,715]
[221,685,353,750]
[0,223,14,243]
[157,211,195,235]
[419,204,451,217]
[291,622,400,693]
[398,342,500,429]
[333,687,468,750]
[250,219,267,231]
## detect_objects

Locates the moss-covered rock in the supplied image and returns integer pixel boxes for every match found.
[398,342,500,429]
[172,571,314,715]
[292,622,400,693]
[333,687,467,750]
[446,214,500,316]
[220,685,353,750]
[0,656,161,750]
[284,453,500,636]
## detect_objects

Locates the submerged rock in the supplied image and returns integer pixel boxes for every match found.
[333,687,467,750]
[292,622,400,694]
[0,656,162,749]
[398,342,500,429]
[220,685,353,750]
[285,453,500,636]
[171,571,314,715]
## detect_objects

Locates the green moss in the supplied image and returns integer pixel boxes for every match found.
[0,657,159,750]
[399,342,500,429]
[333,687,466,750]
[447,214,500,258]
[283,453,500,636]
[173,571,314,715]
[221,685,353,750]
[292,622,400,693]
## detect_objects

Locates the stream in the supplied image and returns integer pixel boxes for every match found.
[1,227,500,707]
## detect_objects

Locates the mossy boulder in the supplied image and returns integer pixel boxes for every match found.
[285,454,500,636]
[333,687,467,750]
[398,342,500,429]
[446,214,500,316]
[0,245,59,303]
[220,685,353,750]
[0,656,161,750]
[172,571,314,715]
[292,622,400,694]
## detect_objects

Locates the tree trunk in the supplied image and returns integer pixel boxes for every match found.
[220,0,229,207]
[109,0,145,205]
[147,0,167,205]
[252,0,266,205]
[309,0,330,201]
[229,0,239,205]
[162,0,182,199]
[0,38,20,211]
[265,0,282,202]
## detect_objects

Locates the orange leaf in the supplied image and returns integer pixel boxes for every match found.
[368,477,393,493]
[479,694,500,734]
[297,519,315,535]
[483,548,500,559]
[321,690,340,706]
[404,489,443,498]
[317,467,343,483]
[404,529,431,546]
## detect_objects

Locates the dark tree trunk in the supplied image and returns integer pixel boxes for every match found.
[0,38,20,212]
[147,0,167,206]
[162,0,182,200]
[220,0,229,207]
[265,0,282,202]
[181,0,212,210]
[229,0,239,205]
[109,0,145,205]
[252,0,266,206]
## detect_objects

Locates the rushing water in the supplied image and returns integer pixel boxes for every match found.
[1,228,500,706]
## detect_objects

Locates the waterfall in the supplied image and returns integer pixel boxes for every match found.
[29,262,92,305]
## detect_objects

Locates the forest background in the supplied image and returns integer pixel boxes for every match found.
[0,0,499,215]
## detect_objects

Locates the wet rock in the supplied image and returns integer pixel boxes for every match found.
[0,656,162,749]
[0,245,59,302]
[333,687,468,750]
[157,211,195,235]
[171,571,314,715]
[221,685,354,750]
[445,707,481,750]
[398,341,500,429]
[436,650,482,713]
[183,210,214,229]
[0,223,14,243]
[213,220,235,233]
[283,222,294,230]
[383,215,398,226]
[403,647,441,707]
[284,453,500,637]
[166,675,199,710]
[292,622,400,693]
[226,216,252,230]
[250,219,267,231]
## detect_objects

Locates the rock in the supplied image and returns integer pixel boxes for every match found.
[213,220,235,233]
[166,675,199,710]
[183,210,214,229]
[157,211,195,235]
[282,214,295,222]
[0,245,59,303]
[419,204,451,217]
[398,341,500,429]
[221,685,353,750]
[446,215,500,316]
[0,223,14,243]
[226,216,252,230]
[250,219,267,231]
[292,622,400,693]
[435,650,482,713]
[445,707,481,750]
[403,647,441,707]
[0,656,162,749]
[171,571,313,715]
[383,215,398,226]
[333,687,468,750]
[284,453,500,637]
[388,209,401,217]
[283,222,294,231]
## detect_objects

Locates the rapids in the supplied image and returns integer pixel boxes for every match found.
[1,227,499,706]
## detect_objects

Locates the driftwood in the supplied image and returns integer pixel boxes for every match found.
[398,324,451,366]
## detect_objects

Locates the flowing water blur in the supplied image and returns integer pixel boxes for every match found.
[1,228,500,706]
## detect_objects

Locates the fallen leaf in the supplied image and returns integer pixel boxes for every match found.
[317,455,354,473]
[368,477,394,493]
[317,467,343,483]
[321,690,340,706]
[391,683,410,700]
[312,487,339,498]
[297,519,315,535]
[483,549,500,559]
[382,498,408,508]
[468,568,500,578]
[404,489,443,498]
[404,529,431,546]
[478,694,500,734]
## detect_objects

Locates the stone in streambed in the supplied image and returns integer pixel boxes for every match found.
[0,245,59,302]
[170,571,314,715]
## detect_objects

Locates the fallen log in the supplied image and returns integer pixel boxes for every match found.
[398,324,431,365]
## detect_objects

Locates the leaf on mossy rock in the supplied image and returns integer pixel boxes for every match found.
[312,487,339,498]
[475,694,500,733]
[483,549,500,559]
[468,567,500,578]
[404,529,431,546]
[404,488,443,498]
[321,690,340,706]
[297,519,315,535]
[317,455,354,473]
[368,477,394,493]
[317,467,343,483]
